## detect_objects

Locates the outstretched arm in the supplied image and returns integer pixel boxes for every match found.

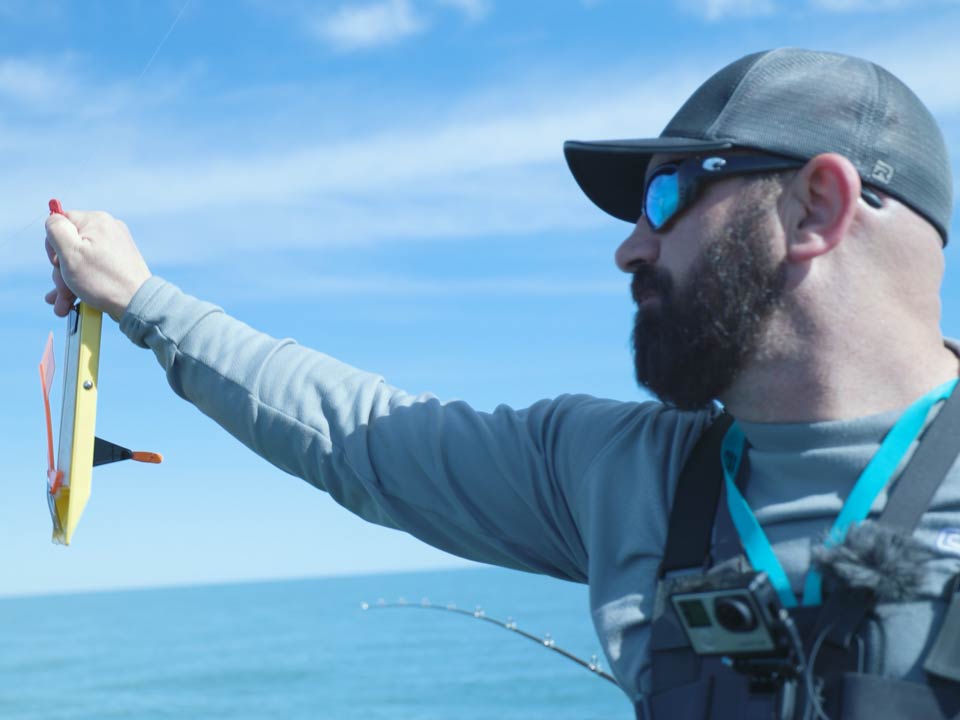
[43,210,620,581]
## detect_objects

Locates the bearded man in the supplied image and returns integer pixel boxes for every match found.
[44,48,960,718]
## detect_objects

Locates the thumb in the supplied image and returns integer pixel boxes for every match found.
[44,211,81,259]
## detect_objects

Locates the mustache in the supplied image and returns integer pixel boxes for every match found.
[630,267,673,305]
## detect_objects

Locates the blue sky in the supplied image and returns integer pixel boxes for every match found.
[2,0,960,597]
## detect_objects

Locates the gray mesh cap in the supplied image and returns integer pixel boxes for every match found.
[564,48,953,244]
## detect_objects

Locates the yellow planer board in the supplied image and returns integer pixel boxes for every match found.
[51,302,102,545]
[40,199,162,545]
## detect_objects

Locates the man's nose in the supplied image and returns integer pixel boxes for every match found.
[615,220,659,273]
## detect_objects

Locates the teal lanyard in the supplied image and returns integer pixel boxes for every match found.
[721,378,958,608]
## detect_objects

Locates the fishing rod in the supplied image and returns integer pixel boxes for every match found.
[361,597,620,687]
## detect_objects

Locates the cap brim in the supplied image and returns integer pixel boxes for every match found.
[563,137,735,223]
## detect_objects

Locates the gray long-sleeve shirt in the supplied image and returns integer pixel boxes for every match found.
[119,276,960,703]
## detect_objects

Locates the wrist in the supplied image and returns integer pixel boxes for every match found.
[110,271,153,322]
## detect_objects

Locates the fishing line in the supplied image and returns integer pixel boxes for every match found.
[0,0,193,258]
[362,597,621,687]
[133,0,192,86]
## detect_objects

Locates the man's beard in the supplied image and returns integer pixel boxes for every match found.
[631,203,787,410]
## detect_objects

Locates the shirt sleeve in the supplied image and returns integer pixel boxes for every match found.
[119,276,636,582]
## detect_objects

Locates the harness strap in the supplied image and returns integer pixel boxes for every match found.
[823,383,960,647]
[711,475,746,570]
[658,412,732,578]
[880,382,960,532]
[647,386,960,719]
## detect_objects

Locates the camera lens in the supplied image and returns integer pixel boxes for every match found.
[713,595,757,633]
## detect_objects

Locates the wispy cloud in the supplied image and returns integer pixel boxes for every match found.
[310,0,426,51]
[0,53,193,125]
[813,0,959,10]
[814,0,904,8]
[0,58,67,106]
[305,0,490,51]
[4,21,958,277]
[678,0,776,21]
[226,268,622,301]
[679,0,958,17]
[852,23,960,115]
[0,60,695,273]
[434,0,491,22]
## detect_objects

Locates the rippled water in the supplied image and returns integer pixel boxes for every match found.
[0,567,630,719]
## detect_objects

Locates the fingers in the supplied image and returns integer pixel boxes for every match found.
[48,265,77,316]
[44,219,76,316]
[44,211,81,259]
[51,265,69,296]
[45,290,75,317]
[43,209,84,316]
[43,207,79,317]
[45,237,60,266]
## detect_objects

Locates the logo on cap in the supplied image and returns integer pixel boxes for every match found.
[871,160,895,185]
[936,528,960,555]
[702,157,727,172]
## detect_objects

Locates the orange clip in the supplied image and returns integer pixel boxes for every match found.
[131,451,163,464]
[48,469,63,495]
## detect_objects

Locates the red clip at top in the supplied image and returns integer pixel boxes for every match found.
[49,199,65,216]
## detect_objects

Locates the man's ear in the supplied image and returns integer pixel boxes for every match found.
[783,153,861,263]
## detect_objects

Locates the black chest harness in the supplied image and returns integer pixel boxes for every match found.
[637,390,960,720]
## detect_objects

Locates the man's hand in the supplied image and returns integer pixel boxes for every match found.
[44,210,152,322]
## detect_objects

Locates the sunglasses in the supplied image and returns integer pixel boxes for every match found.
[641,154,884,232]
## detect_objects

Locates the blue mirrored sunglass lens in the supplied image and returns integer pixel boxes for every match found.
[645,172,679,229]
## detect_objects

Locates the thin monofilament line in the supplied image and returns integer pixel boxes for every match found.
[0,0,193,258]
[66,0,194,184]
[134,0,192,86]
